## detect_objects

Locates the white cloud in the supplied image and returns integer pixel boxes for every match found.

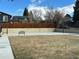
[28,5,47,11]
[29,0,74,16]
[30,0,44,3]
[57,4,74,15]
[29,0,45,7]
[12,2,74,18]
[28,0,47,13]
[27,4,75,20]
[28,6,49,20]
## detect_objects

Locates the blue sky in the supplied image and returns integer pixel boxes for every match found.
[0,0,75,16]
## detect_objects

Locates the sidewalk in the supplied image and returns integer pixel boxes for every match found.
[0,36,14,59]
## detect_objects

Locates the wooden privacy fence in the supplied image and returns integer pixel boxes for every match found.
[2,23,56,28]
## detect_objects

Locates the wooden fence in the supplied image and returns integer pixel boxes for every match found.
[2,23,56,28]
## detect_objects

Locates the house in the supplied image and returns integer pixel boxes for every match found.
[0,11,12,22]
[12,16,29,23]
[63,14,73,27]
[64,14,73,22]
[0,11,12,33]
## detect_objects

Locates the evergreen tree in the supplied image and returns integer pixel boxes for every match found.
[23,8,29,16]
[73,0,79,22]
[73,0,79,27]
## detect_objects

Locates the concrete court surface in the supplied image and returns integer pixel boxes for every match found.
[0,36,14,59]
[2,32,79,36]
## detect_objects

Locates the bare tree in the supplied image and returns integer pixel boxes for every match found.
[53,10,64,23]
[29,8,64,25]
[45,9,55,23]
[53,10,64,28]
[30,9,43,23]
[45,9,64,24]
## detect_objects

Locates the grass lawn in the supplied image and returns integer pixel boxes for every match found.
[9,35,79,59]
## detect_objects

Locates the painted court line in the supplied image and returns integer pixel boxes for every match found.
[0,36,14,59]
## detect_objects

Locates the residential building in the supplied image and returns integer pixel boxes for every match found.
[0,11,12,22]
[12,16,29,23]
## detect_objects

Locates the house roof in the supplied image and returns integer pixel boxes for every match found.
[13,16,30,18]
[65,14,72,18]
[0,11,12,17]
